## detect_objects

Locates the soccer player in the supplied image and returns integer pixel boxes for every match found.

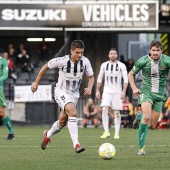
[96,48,128,139]
[31,40,94,153]
[0,54,14,140]
[128,40,170,155]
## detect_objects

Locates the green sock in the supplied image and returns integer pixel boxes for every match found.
[137,114,143,121]
[3,115,14,134]
[138,123,148,149]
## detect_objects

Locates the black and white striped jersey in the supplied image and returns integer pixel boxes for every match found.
[97,61,128,93]
[48,55,93,93]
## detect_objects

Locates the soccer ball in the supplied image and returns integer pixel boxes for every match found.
[99,143,116,159]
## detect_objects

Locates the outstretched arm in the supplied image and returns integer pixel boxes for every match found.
[31,64,49,93]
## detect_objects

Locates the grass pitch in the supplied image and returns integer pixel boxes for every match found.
[0,126,170,170]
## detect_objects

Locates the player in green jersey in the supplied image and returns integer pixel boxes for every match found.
[0,55,14,140]
[128,40,170,155]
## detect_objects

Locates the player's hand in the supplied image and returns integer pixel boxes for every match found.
[133,88,141,98]
[31,82,38,93]
[120,92,126,99]
[96,90,100,99]
[84,88,91,96]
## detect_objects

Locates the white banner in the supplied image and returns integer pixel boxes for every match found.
[14,85,52,102]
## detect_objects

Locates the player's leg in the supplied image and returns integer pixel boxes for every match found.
[133,111,143,129]
[0,107,14,140]
[138,101,152,155]
[0,89,14,140]
[100,92,111,138]
[113,110,121,139]
[65,102,85,153]
[111,93,122,139]
[100,106,110,138]
[41,110,67,150]
[149,100,163,130]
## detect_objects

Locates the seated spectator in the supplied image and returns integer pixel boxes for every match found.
[164,97,170,129]
[3,52,17,80]
[16,49,34,73]
[82,98,99,128]
[8,47,17,65]
[122,96,134,128]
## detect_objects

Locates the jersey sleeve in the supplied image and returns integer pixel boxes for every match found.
[84,58,94,76]
[121,63,128,83]
[0,59,9,81]
[97,63,105,83]
[131,58,142,75]
[48,56,66,69]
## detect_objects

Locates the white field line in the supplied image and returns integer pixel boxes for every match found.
[0,145,170,148]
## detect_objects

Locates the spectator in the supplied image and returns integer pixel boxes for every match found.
[8,47,17,65]
[164,97,170,129]
[119,55,128,68]
[3,52,17,80]
[82,98,99,128]
[122,96,134,128]
[16,43,26,56]
[16,49,34,73]
[127,58,134,73]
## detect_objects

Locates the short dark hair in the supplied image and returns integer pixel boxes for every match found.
[109,48,118,53]
[150,40,163,50]
[71,40,85,50]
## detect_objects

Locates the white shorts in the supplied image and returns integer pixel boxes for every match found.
[54,87,78,111]
[101,93,123,110]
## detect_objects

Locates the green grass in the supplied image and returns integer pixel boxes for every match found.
[0,126,170,170]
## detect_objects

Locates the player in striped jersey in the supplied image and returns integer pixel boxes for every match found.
[96,48,128,139]
[31,40,94,153]
[128,40,170,155]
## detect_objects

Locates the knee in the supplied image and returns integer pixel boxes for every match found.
[59,119,67,127]
[68,111,77,117]
[143,115,150,123]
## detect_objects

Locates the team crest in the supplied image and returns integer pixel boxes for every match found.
[160,66,165,70]
[81,66,85,70]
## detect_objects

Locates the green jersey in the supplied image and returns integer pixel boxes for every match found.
[132,54,170,98]
[0,57,9,87]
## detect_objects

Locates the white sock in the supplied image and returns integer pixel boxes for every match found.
[47,120,62,138]
[68,117,79,148]
[114,111,121,135]
[102,109,109,133]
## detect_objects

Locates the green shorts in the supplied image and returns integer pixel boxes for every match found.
[0,87,6,107]
[138,91,165,113]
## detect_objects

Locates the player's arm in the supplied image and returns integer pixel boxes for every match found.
[128,70,140,98]
[0,59,9,82]
[96,82,102,99]
[31,63,48,93]
[84,75,94,96]
[121,64,128,99]
[96,64,104,99]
